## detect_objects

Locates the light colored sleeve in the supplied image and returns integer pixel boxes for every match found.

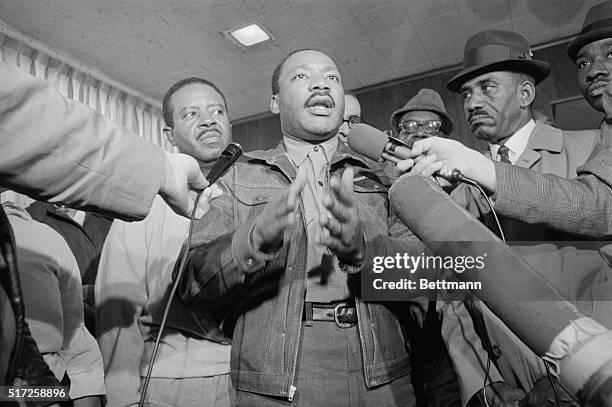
[96,203,156,406]
[0,63,165,221]
[438,301,504,406]
[54,226,105,399]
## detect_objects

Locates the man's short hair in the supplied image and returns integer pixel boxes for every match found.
[271,49,317,95]
[162,77,227,128]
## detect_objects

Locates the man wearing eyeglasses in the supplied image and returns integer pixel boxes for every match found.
[337,92,362,143]
[390,88,454,146]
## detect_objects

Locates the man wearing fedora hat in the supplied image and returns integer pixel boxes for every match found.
[390,88,454,146]
[568,0,612,114]
[399,2,612,239]
[447,29,600,239]
[415,29,601,406]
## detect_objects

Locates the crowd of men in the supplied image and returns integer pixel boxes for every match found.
[1,1,612,407]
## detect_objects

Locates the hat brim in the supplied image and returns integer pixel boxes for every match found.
[446,59,551,93]
[390,106,454,135]
[567,27,612,62]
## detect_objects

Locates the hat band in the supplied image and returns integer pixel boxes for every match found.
[581,17,612,35]
[464,44,532,68]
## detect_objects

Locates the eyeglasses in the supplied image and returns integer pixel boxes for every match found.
[342,115,362,128]
[398,120,442,134]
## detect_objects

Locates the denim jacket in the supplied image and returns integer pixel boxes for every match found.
[176,139,427,399]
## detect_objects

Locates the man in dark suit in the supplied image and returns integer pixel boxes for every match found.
[413,29,605,407]
[400,2,612,240]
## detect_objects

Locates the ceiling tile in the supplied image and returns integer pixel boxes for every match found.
[239,45,285,73]
[412,11,466,49]
[393,61,436,79]
[510,0,560,24]
[316,18,368,47]
[231,0,293,20]
[402,0,459,20]
[457,0,511,24]
[257,6,310,35]
[338,68,363,90]
[354,2,411,37]
[290,0,352,28]
[0,0,590,120]
[273,27,328,53]
[372,26,430,68]
[461,17,514,37]
[558,21,583,38]
[330,38,383,65]
[430,56,462,69]
[341,0,403,16]
[559,0,601,26]
[513,13,559,39]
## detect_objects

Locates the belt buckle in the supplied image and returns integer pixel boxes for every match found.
[333,302,356,329]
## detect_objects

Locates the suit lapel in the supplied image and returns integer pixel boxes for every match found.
[514,122,563,169]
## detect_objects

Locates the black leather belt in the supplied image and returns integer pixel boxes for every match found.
[303,301,357,328]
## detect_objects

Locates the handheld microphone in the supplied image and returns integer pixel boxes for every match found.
[206,142,243,184]
[139,142,242,407]
[347,123,472,184]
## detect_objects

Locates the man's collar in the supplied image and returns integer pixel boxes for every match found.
[1,201,32,221]
[283,135,339,167]
[245,137,375,170]
[489,119,536,156]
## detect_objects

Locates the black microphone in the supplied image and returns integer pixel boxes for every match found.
[206,142,243,184]
[347,123,472,184]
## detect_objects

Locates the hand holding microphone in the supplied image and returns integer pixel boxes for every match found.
[347,123,475,185]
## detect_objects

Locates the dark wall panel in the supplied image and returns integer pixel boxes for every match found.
[233,41,589,153]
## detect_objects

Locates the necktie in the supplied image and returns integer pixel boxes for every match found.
[497,145,511,164]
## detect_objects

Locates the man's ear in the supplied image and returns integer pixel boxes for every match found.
[270,95,279,114]
[518,81,536,108]
[163,127,176,146]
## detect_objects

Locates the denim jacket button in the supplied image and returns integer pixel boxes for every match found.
[247,258,254,266]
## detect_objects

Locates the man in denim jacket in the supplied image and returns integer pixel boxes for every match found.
[175,49,427,406]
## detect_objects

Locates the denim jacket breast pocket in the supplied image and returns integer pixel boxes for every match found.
[232,181,287,228]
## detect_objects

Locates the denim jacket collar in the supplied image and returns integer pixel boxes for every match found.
[244,138,376,181]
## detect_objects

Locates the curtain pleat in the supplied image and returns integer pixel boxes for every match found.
[0,32,171,149]
[1,31,175,206]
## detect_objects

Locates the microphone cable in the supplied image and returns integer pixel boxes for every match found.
[465,176,566,407]
[438,168,506,242]
[138,190,202,407]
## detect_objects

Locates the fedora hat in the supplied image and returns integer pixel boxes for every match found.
[447,30,550,92]
[567,0,612,62]
[390,88,454,134]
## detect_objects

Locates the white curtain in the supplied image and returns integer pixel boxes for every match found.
[0,30,174,206]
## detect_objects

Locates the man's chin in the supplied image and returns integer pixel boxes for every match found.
[472,127,496,141]
[588,95,605,112]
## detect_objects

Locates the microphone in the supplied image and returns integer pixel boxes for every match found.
[388,174,612,405]
[140,141,243,407]
[347,123,471,184]
[206,142,243,184]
